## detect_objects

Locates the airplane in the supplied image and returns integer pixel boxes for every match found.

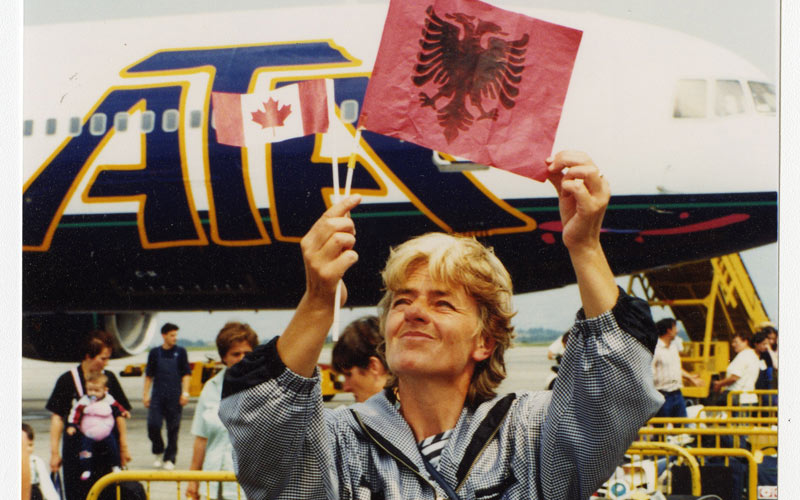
[21,2,777,362]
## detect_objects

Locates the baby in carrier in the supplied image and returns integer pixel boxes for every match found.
[66,372,130,480]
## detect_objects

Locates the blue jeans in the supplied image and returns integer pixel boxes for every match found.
[79,433,120,473]
[147,395,182,463]
[656,389,688,419]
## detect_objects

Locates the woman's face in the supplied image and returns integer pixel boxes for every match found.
[221,340,254,368]
[767,332,777,348]
[384,265,492,383]
[730,336,748,354]
[84,347,112,373]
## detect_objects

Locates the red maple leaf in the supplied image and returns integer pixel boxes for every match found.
[251,98,292,129]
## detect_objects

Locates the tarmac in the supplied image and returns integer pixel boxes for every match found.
[22,345,553,499]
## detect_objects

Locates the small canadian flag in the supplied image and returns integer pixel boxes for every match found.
[211,79,330,147]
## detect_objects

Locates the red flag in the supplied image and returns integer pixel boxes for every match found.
[359,0,582,181]
[212,79,329,147]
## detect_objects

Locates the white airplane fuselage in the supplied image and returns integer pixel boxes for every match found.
[22,4,777,359]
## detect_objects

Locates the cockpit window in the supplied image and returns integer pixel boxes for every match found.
[715,80,745,116]
[673,79,706,118]
[748,81,776,114]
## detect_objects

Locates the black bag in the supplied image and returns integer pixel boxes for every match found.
[671,464,735,500]
[97,481,147,500]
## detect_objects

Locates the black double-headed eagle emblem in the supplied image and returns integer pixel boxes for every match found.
[413,6,530,143]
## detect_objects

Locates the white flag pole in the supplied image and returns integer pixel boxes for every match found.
[327,79,340,204]
[331,125,363,343]
[344,127,362,197]
[325,79,345,343]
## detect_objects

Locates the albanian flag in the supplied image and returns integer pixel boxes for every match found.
[212,79,330,147]
[359,0,582,181]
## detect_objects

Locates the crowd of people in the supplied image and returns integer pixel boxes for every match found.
[27,313,391,500]
[23,149,777,500]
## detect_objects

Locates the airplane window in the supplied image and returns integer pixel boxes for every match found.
[23,120,33,137]
[748,81,776,114]
[673,79,706,118]
[340,99,359,124]
[68,117,82,137]
[46,118,57,135]
[162,109,179,132]
[90,113,107,136]
[714,80,745,117]
[141,111,155,133]
[190,110,203,128]
[114,112,129,132]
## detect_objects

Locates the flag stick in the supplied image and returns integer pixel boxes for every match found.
[327,79,341,204]
[344,126,362,197]
[331,126,362,342]
[327,79,342,341]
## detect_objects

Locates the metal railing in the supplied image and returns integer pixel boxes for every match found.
[637,419,777,500]
[86,470,241,500]
[625,441,702,496]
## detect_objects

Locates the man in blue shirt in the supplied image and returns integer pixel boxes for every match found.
[143,323,191,470]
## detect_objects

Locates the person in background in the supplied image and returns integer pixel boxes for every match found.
[186,322,259,500]
[65,372,129,481]
[46,330,132,500]
[711,332,760,405]
[219,151,663,500]
[752,329,776,410]
[143,323,191,470]
[753,330,773,390]
[22,429,32,500]
[23,423,61,500]
[651,318,702,419]
[760,325,778,389]
[332,316,389,402]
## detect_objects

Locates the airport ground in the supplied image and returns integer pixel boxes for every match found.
[22,345,555,498]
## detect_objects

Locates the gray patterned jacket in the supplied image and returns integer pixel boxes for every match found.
[219,290,663,500]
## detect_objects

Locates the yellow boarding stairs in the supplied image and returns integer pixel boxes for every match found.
[627,252,771,399]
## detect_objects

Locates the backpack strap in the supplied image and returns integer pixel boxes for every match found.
[454,393,517,489]
[353,392,518,498]
[70,367,84,397]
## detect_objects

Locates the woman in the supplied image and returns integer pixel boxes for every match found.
[220,151,663,500]
[332,316,388,403]
[46,330,132,500]
[711,332,760,405]
[186,322,259,500]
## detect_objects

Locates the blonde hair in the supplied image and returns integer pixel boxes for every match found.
[377,232,515,406]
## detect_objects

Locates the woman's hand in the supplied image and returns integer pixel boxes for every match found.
[546,151,617,317]
[546,151,610,253]
[277,194,362,377]
[186,481,199,500]
[50,452,62,473]
[300,194,361,307]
